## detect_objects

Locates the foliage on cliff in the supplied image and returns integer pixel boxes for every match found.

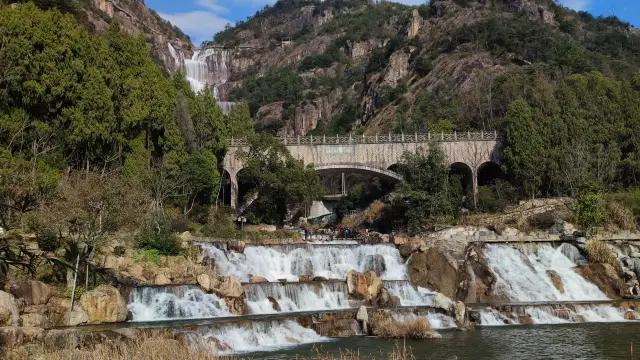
[0,4,256,232]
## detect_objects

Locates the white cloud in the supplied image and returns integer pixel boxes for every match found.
[159,11,231,45]
[558,0,593,11]
[195,0,229,13]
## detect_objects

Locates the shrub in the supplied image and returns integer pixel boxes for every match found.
[113,246,126,257]
[135,218,181,256]
[36,229,60,252]
[65,286,85,300]
[573,189,605,235]
[134,249,162,267]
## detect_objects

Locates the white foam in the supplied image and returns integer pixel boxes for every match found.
[200,243,407,281]
[245,282,351,314]
[127,286,231,322]
[484,244,608,302]
[189,320,327,355]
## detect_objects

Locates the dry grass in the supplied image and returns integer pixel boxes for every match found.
[585,240,621,273]
[605,201,637,232]
[313,342,417,360]
[6,332,420,360]
[6,332,230,360]
[372,315,438,339]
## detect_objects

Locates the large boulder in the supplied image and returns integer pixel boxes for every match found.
[558,243,587,265]
[68,307,89,326]
[365,271,382,303]
[20,313,50,328]
[0,291,19,326]
[575,264,630,298]
[216,276,244,298]
[250,275,268,283]
[546,270,565,294]
[79,285,127,324]
[408,248,458,299]
[347,270,368,300]
[7,280,53,306]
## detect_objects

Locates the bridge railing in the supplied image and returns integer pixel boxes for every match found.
[229,131,498,147]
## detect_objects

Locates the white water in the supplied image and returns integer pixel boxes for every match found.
[384,281,437,306]
[477,305,636,326]
[200,244,407,282]
[244,282,351,314]
[127,286,231,322]
[391,312,456,330]
[477,308,514,326]
[484,244,608,302]
[189,320,327,355]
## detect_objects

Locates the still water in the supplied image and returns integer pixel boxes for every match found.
[245,323,640,359]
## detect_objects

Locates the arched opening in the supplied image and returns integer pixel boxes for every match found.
[477,162,507,186]
[387,164,400,174]
[236,168,258,211]
[449,162,473,195]
[476,162,511,213]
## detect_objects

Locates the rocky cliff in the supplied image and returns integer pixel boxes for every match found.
[84,0,193,72]
[186,0,640,136]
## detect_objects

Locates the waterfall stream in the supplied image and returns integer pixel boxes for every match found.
[244,282,351,314]
[200,243,407,282]
[187,320,328,355]
[484,244,608,302]
[127,286,231,322]
[383,281,437,306]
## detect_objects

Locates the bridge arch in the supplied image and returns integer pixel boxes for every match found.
[314,164,404,183]
[477,161,507,186]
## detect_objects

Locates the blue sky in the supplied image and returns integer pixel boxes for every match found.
[148,0,640,45]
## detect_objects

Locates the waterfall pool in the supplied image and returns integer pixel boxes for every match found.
[241,322,640,359]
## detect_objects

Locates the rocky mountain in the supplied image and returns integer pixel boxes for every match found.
[181,0,640,136]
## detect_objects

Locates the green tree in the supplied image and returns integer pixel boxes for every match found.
[238,134,323,225]
[227,102,255,138]
[503,98,546,198]
[396,144,463,234]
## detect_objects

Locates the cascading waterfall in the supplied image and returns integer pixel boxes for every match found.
[484,244,608,302]
[127,286,231,322]
[476,305,636,326]
[187,320,327,355]
[200,243,407,282]
[183,48,231,99]
[391,312,457,330]
[383,281,437,306]
[244,282,351,314]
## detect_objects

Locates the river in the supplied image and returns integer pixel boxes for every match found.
[244,323,640,359]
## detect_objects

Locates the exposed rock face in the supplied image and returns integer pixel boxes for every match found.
[7,280,53,306]
[20,313,50,328]
[0,291,19,326]
[408,9,422,38]
[79,285,128,324]
[383,51,410,87]
[575,264,630,299]
[68,308,90,326]
[546,270,565,294]
[408,249,458,299]
[85,0,193,73]
[154,273,171,285]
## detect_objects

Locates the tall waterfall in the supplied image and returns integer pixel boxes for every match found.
[187,320,327,354]
[244,282,351,314]
[484,244,608,302]
[127,286,231,322]
[183,48,231,100]
[200,243,407,282]
[384,281,437,306]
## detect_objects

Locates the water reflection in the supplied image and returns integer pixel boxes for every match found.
[246,323,640,359]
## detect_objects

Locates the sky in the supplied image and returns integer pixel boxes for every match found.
[147,0,640,45]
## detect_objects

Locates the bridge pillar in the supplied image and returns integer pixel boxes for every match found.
[229,172,239,211]
[472,170,479,209]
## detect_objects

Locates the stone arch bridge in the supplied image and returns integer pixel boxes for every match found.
[223,132,502,211]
